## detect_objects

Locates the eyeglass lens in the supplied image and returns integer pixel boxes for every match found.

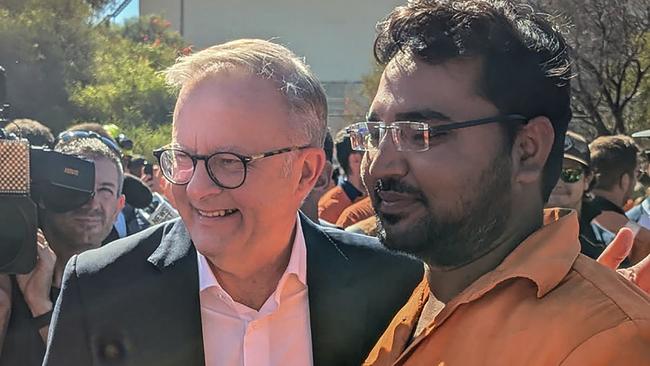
[159,150,247,188]
[349,122,429,152]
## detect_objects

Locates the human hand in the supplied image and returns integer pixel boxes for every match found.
[15,230,56,316]
[140,173,155,191]
[597,227,650,293]
[0,274,11,321]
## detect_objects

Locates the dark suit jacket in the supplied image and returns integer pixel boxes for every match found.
[43,214,423,366]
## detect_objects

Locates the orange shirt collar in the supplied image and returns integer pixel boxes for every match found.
[468,208,580,300]
[427,208,580,328]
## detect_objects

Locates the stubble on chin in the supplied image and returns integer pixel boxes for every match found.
[375,154,513,269]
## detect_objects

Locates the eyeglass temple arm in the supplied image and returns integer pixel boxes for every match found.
[248,146,307,161]
[429,114,528,133]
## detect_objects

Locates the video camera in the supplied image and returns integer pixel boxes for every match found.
[0,66,96,274]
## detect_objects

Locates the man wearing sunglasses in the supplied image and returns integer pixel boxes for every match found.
[352,1,650,364]
[545,132,609,259]
[43,39,422,366]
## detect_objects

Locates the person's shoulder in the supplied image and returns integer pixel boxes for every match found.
[559,256,650,363]
[570,255,650,323]
[318,185,347,205]
[72,219,181,276]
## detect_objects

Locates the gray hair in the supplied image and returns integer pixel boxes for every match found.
[164,39,328,148]
[54,138,125,196]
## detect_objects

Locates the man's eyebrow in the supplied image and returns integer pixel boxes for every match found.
[395,109,451,122]
[99,181,117,190]
[168,143,243,154]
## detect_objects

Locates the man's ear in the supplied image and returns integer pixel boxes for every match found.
[110,194,126,223]
[117,194,126,212]
[512,116,554,185]
[620,173,631,192]
[584,171,594,193]
[297,148,326,196]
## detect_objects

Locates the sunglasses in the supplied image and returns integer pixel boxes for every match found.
[57,130,122,157]
[560,167,584,184]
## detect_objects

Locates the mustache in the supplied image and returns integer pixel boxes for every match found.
[69,207,105,219]
[374,178,427,201]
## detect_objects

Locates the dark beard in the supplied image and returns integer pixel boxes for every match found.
[373,153,513,269]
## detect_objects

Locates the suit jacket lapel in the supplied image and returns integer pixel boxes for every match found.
[147,220,205,365]
[303,214,368,365]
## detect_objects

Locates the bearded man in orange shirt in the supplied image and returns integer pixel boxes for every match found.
[346,1,650,365]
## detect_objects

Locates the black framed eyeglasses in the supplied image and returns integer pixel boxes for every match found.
[560,167,584,184]
[153,145,310,189]
[57,131,122,157]
[345,114,528,152]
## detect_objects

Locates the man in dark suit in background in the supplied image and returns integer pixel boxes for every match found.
[43,39,422,366]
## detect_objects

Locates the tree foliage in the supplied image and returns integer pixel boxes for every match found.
[0,0,96,132]
[533,0,650,136]
[0,0,187,138]
[120,123,172,162]
[69,15,189,129]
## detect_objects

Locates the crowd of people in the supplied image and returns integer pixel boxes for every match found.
[1,0,650,365]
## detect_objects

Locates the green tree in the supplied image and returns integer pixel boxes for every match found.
[120,123,172,162]
[0,0,96,132]
[69,15,189,128]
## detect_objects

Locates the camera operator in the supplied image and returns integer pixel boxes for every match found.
[0,135,125,366]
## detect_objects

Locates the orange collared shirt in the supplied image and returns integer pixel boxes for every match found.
[336,196,374,228]
[318,185,364,224]
[365,209,650,366]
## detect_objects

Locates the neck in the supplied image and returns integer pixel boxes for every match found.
[300,197,319,223]
[206,217,298,310]
[426,207,543,303]
[47,237,90,289]
[348,174,365,195]
[591,189,623,208]
[574,202,582,217]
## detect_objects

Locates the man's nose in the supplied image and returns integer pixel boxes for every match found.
[185,162,224,200]
[364,132,409,182]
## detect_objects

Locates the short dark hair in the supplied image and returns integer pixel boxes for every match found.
[324,130,334,163]
[374,0,572,202]
[5,118,54,147]
[54,138,125,196]
[335,129,357,175]
[589,135,639,190]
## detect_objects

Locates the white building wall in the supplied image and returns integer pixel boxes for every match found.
[140,0,400,129]
[140,0,401,82]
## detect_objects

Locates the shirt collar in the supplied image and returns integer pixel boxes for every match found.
[372,208,582,364]
[197,213,308,293]
[455,208,580,303]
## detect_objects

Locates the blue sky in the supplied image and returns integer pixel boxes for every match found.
[114,0,139,23]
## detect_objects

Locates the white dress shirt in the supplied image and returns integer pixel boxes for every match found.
[197,215,313,366]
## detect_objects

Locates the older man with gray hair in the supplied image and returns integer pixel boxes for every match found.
[43,39,422,366]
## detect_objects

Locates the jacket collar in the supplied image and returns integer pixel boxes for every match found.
[147,218,194,270]
[302,212,369,365]
[145,214,369,365]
